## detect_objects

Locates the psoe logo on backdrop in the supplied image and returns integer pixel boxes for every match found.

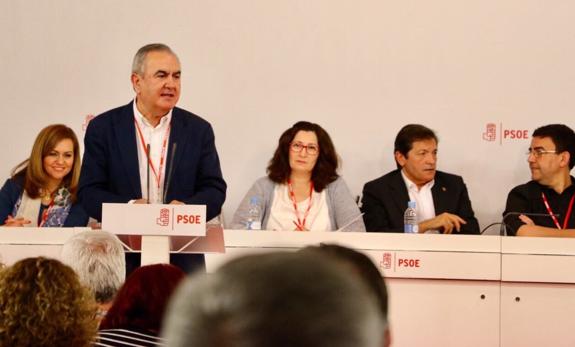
[482,123,530,144]
[482,123,497,141]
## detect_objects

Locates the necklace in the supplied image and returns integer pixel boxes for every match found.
[40,188,55,204]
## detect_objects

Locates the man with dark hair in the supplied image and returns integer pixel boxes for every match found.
[361,124,479,234]
[503,124,575,236]
[163,252,388,347]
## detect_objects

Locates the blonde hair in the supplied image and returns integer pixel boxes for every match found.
[11,124,81,200]
[0,257,98,347]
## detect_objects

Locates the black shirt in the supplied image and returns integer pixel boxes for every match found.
[503,177,575,236]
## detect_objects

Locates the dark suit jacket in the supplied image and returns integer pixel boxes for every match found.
[361,169,479,234]
[78,101,226,222]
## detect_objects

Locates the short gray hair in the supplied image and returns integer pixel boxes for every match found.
[163,252,386,347]
[60,230,126,304]
[132,43,178,75]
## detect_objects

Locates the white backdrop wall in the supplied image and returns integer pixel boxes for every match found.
[1,1,574,232]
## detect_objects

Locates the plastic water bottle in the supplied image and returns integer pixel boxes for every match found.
[247,196,262,230]
[404,201,418,233]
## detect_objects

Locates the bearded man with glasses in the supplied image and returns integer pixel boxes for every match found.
[503,124,575,236]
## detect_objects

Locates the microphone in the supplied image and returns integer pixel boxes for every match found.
[163,143,177,204]
[480,212,561,235]
[146,144,151,204]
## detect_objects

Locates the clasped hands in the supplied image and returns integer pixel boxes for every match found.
[3,215,31,227]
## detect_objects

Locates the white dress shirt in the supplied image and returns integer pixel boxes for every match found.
[133,100,172,204]
[401,170,439,234]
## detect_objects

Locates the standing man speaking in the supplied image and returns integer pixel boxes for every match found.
[79,43,226,220]
[78,44,226,269]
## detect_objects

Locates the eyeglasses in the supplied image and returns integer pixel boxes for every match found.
[526,148,557,158]
[290,141,319,155]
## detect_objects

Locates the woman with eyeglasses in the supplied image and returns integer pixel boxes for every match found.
[0,124,88,227]
[231,121,365,231]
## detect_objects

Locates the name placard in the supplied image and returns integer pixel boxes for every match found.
[102,203,206,236]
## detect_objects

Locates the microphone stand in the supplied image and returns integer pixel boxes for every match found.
[163,143,177,204]
[146,144,151,204]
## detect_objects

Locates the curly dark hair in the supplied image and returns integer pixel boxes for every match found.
[0,257,98,347]
[267,121,339,192]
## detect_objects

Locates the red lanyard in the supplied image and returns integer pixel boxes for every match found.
[287,180,314,231]
[134,116,171,190]
[39,199,54,227]
[541,192,575,230]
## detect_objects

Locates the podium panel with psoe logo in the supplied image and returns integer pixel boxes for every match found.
[101,203,224,266]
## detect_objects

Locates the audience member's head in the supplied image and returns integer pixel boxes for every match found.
[0,257,97,347]
[302,244,391,347]
[100,263,185,335]
[163,251,386,347]
[302,243,388,317]
[60,230,126,306]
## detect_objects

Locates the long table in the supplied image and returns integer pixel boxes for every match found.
[500,237,575,347]
[204,231,575,347]
[2,229,575,346]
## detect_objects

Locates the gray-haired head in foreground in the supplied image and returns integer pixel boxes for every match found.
[162,252,386,347]
[60,230,126,303]
[132,43,179,75]
[301,243,389,319]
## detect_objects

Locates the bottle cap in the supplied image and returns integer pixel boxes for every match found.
[408,201,416,209]
[250,196,259,205]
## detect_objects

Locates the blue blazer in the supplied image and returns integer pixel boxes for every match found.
[78,101,227,221]
[361,169,480,234]
[0,177,89,227]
